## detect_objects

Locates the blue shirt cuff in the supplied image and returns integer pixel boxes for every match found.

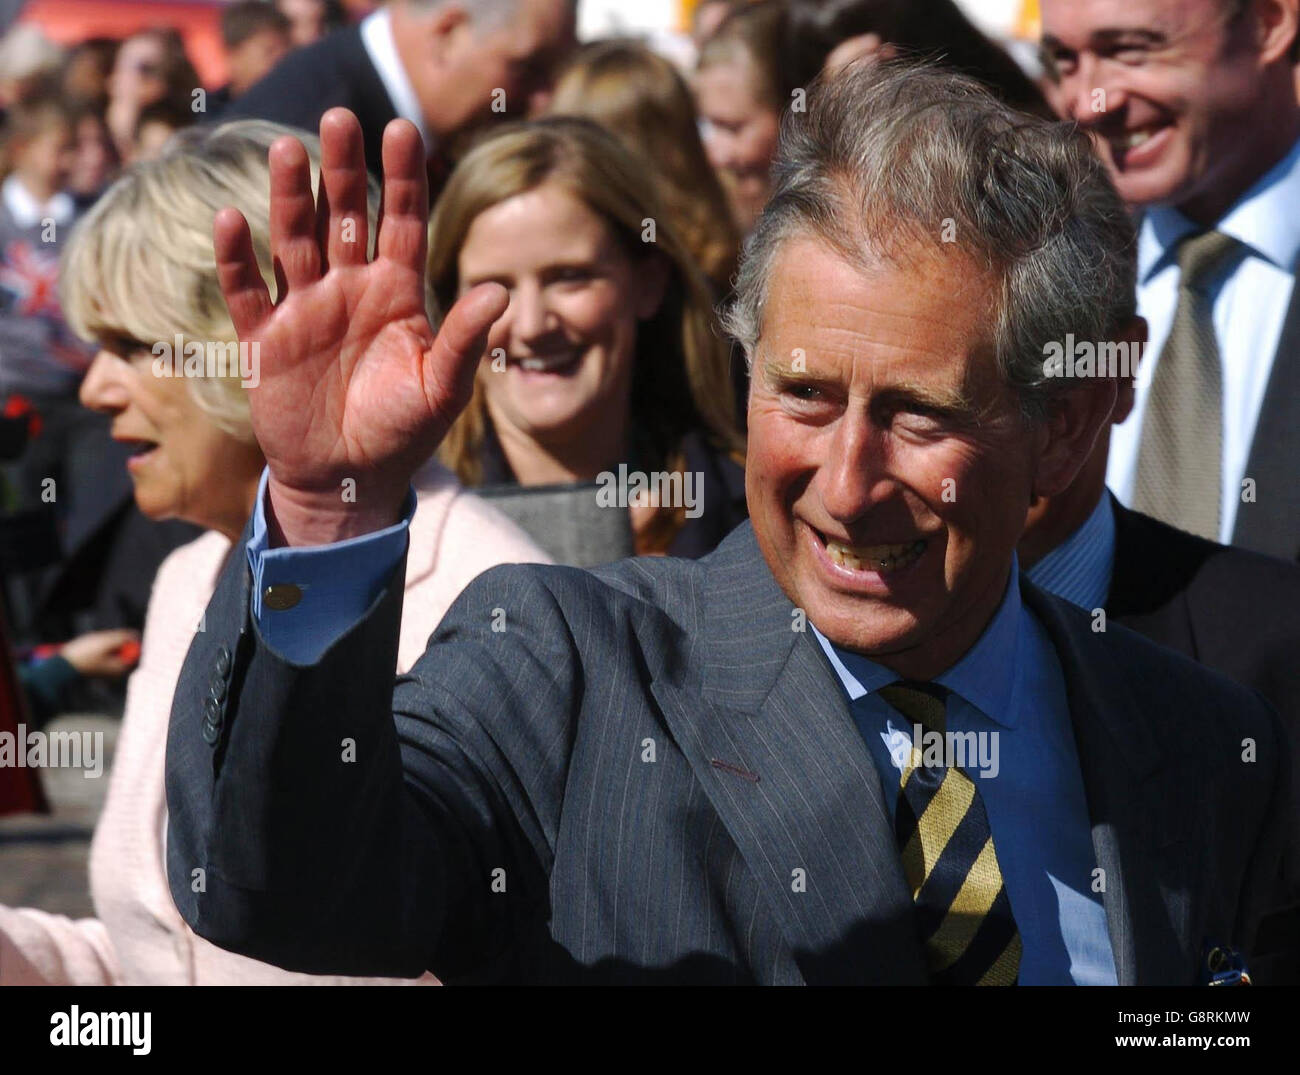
[246,468,415,664]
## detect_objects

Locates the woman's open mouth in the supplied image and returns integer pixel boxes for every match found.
[511,349,582,376]
[119,438,159,470]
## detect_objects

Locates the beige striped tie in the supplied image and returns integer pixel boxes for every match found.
[1132,230,1242,540]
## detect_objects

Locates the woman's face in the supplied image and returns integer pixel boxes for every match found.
[108,35,168,108]
[696,56,780,233]
[456,179,665,455]
[79,347,263,534]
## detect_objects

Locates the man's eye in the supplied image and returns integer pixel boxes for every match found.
[1107,46,1148,64]
[786,384,822,402]
[1042,49,1074,79]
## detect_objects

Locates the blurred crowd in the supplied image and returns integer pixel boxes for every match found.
[0,0,1299,985]
[0,0,1062,719]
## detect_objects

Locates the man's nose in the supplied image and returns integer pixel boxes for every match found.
[819,413,893,524]
[1064,56,1125,126]
[79,350,132,413]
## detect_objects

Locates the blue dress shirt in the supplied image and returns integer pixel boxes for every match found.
[247,468,416,664]
[1025,494,1116,613]
[812,564,1118,985]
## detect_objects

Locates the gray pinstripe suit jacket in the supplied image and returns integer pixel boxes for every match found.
[165,522,1290,984]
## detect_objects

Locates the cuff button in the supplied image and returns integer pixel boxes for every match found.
[263,583,303,611]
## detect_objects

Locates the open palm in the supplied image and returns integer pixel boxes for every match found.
[213,109,507,543]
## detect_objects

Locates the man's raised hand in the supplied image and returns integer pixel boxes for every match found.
[213,108,507,545]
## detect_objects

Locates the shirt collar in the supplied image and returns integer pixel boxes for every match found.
[1138,134,1300,283]
[1024,493,1116,613]
[2,174,75,230]
[359,7,433,153]
[811,558,1024,728]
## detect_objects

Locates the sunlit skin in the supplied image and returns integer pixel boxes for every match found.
[79,349,264,541]
[696,58,781,233]
[393,0,576,142]
[745,237,1114,676]
[1041,0,1300,223]
[457,181,666,485]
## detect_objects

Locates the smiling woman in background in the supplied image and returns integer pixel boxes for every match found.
[0,119,545,985]
[429,117,747,558]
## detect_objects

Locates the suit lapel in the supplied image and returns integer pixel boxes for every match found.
[1023,584,1201,984]
[1233,268,1300,560]
[647,524,927,985]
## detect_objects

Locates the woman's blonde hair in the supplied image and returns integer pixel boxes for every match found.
[62,119,375,441]
[428,117,743,552]
[549,39,739,293]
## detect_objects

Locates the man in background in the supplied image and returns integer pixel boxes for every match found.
[211,2,293,115]
[224,0,577,177]
[1041,0,1300,561]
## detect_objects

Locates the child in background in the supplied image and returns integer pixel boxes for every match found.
[0,96,121,588]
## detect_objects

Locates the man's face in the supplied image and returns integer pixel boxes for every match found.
[745,237,1051,675]
[228,28,292,96]
[1041,0,1273,214]
[412,0,576,139]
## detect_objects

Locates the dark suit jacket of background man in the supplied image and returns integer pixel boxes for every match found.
[217,26,397,177]
[1110,497,1300,730]
[1108,499,1300,981]
[164,522,1291,984]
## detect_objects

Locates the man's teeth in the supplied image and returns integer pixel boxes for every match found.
[825,538,926,573]
[1118,127,1159,150]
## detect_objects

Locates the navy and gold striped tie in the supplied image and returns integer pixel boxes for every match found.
[879,681,1022,986]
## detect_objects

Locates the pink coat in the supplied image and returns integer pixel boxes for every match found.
[0,462,548,984]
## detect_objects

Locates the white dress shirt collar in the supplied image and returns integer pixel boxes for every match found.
[359,7,433,153]
[2,174,75,230]
[1138,134,1300,283]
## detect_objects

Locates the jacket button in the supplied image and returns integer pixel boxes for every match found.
[214,645,232,677]
[208,675,226,703]
[203,697,221,723]
[263,583,302,611]
[201,719,220,745]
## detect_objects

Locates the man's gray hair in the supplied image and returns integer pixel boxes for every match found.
[724,61,1138,420]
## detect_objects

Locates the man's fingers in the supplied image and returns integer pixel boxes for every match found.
[425,283,510,422]
[318,109,370,269]
[375,119,429,273]
[268,135,321,296]
[214,207,273,340]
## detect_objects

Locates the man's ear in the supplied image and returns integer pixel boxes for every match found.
[1032,377,1119,501]
[1249,0,1300,66]
[1110,315,1146,424]
[421,0,472,64]
[634,252,671,320]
